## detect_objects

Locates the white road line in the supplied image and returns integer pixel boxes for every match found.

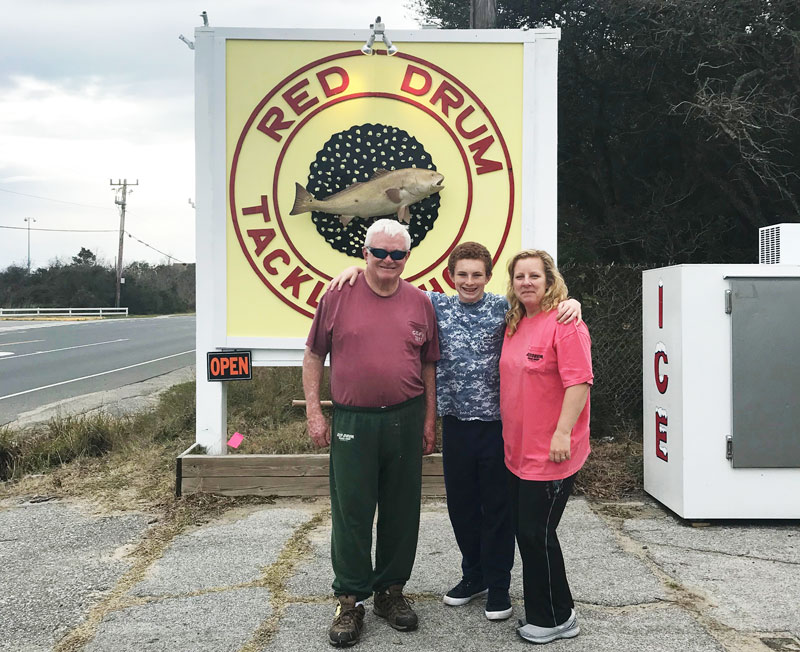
[0,339,45,346]
[0,338,128,361]
[0,352,13,358]
[0,350,196,401]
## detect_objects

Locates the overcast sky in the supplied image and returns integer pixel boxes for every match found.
[0,0,422,270]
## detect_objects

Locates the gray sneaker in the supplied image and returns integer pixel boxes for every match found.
[517,609,580,644]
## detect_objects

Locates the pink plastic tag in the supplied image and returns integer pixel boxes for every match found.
[227,432,244,449]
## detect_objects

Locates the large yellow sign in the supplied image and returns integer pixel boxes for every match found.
[226,40,524,338]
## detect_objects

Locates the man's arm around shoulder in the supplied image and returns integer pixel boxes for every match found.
[302,346,330,448]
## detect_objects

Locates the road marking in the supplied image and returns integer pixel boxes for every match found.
[0,339,45,346]
[0,338,128,361]
[0,350,196,401]
[0,352,13,358]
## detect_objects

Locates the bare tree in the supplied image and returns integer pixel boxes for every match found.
[412,0,800,264]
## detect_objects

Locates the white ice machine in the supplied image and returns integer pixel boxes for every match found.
[642,264,800,519]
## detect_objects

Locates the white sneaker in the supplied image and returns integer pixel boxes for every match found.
[516,609,580,644]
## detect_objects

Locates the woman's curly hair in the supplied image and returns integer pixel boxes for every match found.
[505,249,568,337]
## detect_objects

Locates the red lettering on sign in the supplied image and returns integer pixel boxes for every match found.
[238,356,249,376]
[654,351,669,394]
[400,65,432,96]
[230,357,238,375]
[430,80,464,118]
[306,281,325,309]
[655,410,668,462]
[469,136,503,175]
[210,357,220,376]
[455,105,488,140]
[658,281,664,329]
[220,357,230,374]
[282,79,319,116]
[257,107,295,142]
[281,266,314,298]
[427,277,446,293]
[247,228,277,257]
[316,66,349,98]
[242,195,271,222]
[263,249,290,275]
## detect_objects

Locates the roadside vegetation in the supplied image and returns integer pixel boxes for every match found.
[0,248,195,315]
[0,368,642,509]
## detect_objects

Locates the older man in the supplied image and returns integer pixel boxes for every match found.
[303,218,439,647]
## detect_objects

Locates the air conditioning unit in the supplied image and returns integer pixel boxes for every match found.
[759,223,800,264]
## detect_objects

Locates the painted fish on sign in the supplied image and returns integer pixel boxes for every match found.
[290,167,445,226]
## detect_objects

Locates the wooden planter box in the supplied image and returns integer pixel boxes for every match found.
[176,449,445,498]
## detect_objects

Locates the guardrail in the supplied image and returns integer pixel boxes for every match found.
[0,307,129,317]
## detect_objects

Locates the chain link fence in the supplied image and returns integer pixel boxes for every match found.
[561,263,651,439]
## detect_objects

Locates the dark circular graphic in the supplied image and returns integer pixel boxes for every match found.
[304,123,440,258]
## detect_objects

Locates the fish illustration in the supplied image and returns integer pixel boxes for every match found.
[290,167,444,226]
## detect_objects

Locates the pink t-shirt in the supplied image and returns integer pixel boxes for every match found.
[499,310,593,481]
[306,274,440,408]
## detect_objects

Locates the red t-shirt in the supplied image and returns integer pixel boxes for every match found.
[499,310,593,480]
[306,275,440,408]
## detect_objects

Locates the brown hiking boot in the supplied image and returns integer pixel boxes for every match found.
[328,595,365,647]
[373,584,418,631]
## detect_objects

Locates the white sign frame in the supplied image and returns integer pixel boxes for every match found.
[194,26,560,452]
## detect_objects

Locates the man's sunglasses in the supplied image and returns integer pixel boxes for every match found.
[366,246,408,261]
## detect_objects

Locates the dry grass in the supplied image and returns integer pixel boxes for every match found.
[575,436,644,500]
[0,367,644,507]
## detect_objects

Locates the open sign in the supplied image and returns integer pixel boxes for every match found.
[207,351,252,381]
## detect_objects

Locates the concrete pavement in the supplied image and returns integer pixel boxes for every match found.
[1,493,797,652]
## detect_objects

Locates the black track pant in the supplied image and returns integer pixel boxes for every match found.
[508,470,577,627]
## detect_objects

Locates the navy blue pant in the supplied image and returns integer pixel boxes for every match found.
[442,416,514,591]
[508,470,577,627]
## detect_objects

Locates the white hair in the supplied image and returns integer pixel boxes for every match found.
[364,219,411,249]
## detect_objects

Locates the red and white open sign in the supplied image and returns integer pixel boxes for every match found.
[207,351,252,381]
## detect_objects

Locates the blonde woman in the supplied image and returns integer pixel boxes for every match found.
[499,250,593,645]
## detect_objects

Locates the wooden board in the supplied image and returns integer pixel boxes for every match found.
[181,454,330,478]
[178,453,446,497]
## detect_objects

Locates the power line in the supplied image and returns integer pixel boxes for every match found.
[125,230,186,264]
[0,187,113,210]
[0,224,189,264]
[0,225,117,233]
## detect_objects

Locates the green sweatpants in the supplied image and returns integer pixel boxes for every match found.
[329,395,424,601]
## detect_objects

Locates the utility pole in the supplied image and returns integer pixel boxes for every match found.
[23,217,36,273]
[110,179,138,307]
[471,0,497,28]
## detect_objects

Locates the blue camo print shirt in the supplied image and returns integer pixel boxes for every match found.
[427,291,509,421]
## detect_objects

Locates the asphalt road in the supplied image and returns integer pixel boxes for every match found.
[0,316,195,426]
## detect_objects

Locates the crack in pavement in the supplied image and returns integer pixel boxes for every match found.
[620,539,800,566]
[237,508,330,652]
[588,500,777,652]
[52,498,245,652]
